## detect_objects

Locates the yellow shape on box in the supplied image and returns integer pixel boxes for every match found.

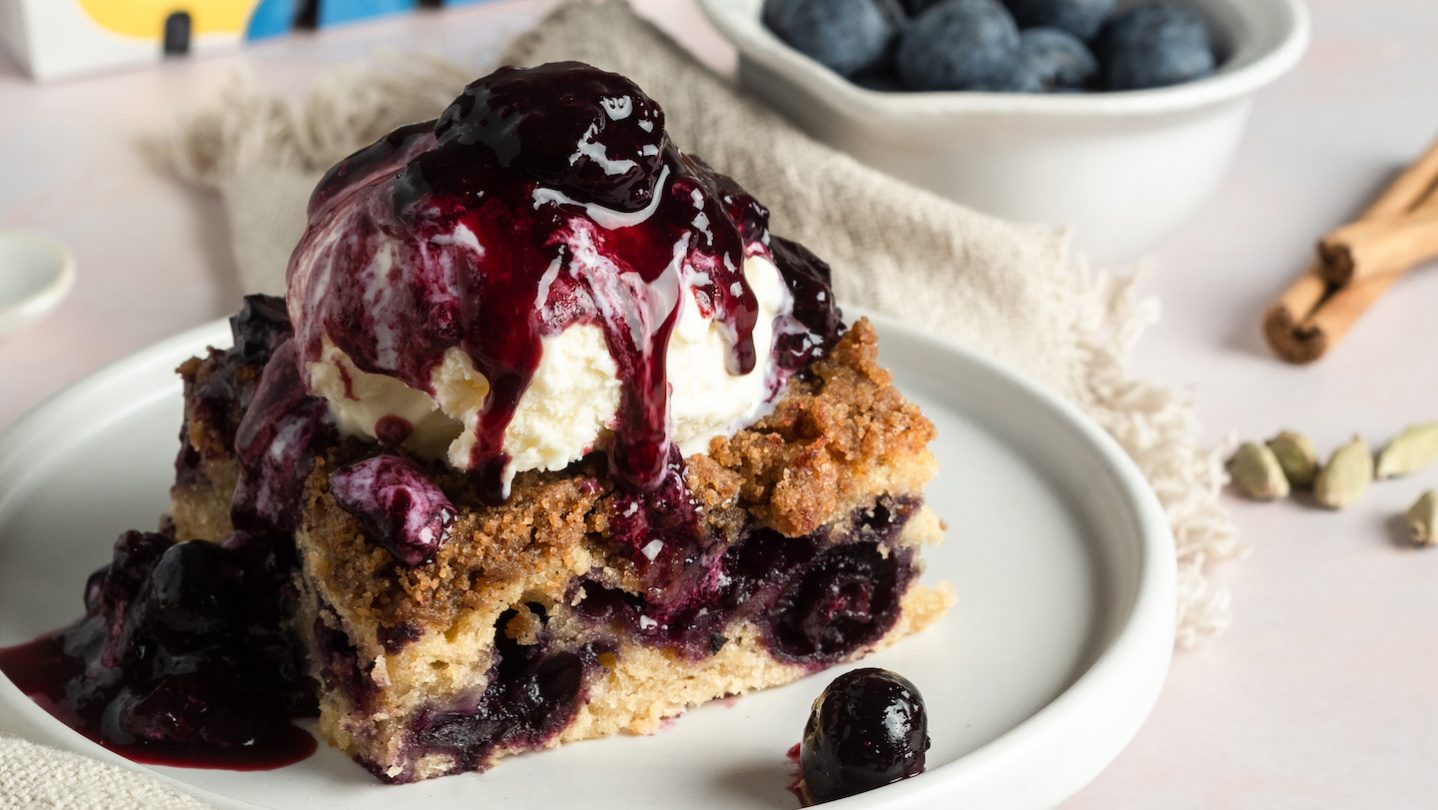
[74,0,255,38]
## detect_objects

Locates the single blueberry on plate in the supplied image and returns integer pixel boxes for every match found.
[1004,0,1114,41]
[1013,27,1099,91]
[762,0,905,79]
[895,0,1021,91]
[800,667,930,803]
[1098,1,1216,91]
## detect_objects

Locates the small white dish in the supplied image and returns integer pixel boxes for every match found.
[0,312,1175,808]
[0,231,76,337]
[698,0,1310,264]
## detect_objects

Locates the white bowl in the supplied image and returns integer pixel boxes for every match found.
[0,232,75,338]
[698,0,1310,264]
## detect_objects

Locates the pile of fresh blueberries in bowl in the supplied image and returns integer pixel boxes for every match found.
[762,0,1220,93]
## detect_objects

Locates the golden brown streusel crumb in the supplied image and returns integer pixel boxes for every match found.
[708,319,935,536]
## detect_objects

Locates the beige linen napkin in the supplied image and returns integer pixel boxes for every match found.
[2,1,1239,806]
[0,734,206,809]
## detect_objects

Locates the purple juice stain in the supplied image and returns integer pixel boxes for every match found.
[329,454,456,567]
[286,62,841,501]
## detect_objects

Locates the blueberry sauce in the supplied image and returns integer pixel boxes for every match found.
[0,530,318,770]
[231,337,337,533]
[172,294,294,490]
[286,62,840,500]
[769,236,845,372]
[329,454,456,566]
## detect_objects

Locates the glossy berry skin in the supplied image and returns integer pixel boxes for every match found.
[762,0,904,79]
[801,668,929,803]
[1004,0,1114,41]
[895,0,1021,91]
[1013,27,1098,91]
[1098,2,1216,91]
[897,0,945,14]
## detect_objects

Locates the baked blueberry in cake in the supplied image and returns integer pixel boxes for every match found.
[4,62,951,784]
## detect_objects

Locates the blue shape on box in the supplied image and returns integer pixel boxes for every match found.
[319,0,419,26]
[247,0,299,39]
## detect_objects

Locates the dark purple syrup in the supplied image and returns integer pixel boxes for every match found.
[231,338,336,532]
[0,530,318,770]
[172,294,294,490]
[287,62,839,500]
[0,635,316,770]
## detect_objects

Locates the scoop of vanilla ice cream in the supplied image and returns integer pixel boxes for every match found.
[306,254,792,488]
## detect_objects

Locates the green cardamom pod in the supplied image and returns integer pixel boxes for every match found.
[1314,436,1373,510]
[1228,442,1290,501]
[1267,431,1318,488]
[1408,491,1438,547]
[1375,422,1438,479]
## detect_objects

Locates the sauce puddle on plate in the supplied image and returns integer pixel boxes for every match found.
[0,633,317,771]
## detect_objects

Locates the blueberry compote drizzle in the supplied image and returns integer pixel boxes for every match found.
[0,530,318,769]
[232,337,337,533]
[173,294,294,491]
[287,62,838,500]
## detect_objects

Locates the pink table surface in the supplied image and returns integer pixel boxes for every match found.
[3,1,1438,807]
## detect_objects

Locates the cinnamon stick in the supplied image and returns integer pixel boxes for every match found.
[1265,136,1438,364]
[1266,273,1403,364]
[1263,271,1329,364]
[1318,193,1438,285]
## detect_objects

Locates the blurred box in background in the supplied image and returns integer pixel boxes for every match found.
[0,0,491,81]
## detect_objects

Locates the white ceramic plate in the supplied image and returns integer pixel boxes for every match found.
[0,313,1174,809]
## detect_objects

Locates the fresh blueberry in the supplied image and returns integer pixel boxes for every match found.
[1004,0,1113,41]
[852,70,907,93]
[895,0,1021,91]
[1098,1,1216,91]
[330,454,456,566]
[762,0,905,79]
[897,0,944,14]
[801,668,930,803]
[1013,27,1098,91]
